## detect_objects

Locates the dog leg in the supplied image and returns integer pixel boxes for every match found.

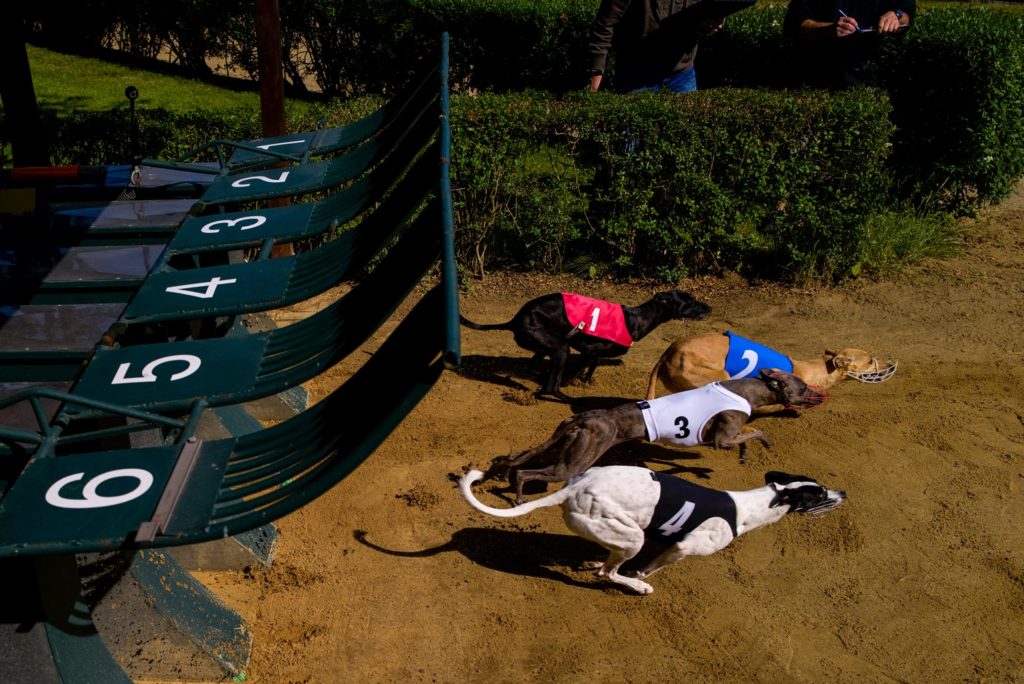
[513,462,580,504]
[633,546,689,580]
[537,346,573,402]
[716,428,772,464]
[565,513,652,594]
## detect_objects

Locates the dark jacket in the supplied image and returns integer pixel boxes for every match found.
[589,0,705,76]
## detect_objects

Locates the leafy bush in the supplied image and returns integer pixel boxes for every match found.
[452,88,894,282]
[884,7,1024,211]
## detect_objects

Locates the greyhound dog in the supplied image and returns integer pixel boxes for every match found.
[461,466,846,594]
[460,290,710,401]
[647,331,896,410]
[489,369,825,504]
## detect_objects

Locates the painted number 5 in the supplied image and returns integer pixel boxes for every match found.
[111,354,202,385]
[45,468,154,509]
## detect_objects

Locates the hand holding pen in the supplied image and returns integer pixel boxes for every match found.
[836,9,861,37]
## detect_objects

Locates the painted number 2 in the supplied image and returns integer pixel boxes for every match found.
[45,468,154,509]
[231,170,290,188]
[733,350,759,379]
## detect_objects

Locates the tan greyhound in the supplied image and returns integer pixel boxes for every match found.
[646,331,895,412]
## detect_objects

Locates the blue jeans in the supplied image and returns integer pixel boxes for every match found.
[616,65,698,93]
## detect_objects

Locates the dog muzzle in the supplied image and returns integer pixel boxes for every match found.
[785,386,827,410]
[846,358,898,384]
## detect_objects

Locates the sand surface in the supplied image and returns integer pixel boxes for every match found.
[195,185,1024,683]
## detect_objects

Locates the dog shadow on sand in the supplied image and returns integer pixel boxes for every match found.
[456,354,623,395]
[349,453,719,593]
[353,525,671,594]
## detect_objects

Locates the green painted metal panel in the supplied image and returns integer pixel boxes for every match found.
[164,202,316,253]
[123,258,296,322]
[199,161,332,204]
[72,336,267,410]
[130,549,250,676]
[0,445,178,552]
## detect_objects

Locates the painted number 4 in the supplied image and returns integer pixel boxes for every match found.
[165,276,238,299]
[658,501,696,537]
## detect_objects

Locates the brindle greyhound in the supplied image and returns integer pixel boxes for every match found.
[488,370,825,504]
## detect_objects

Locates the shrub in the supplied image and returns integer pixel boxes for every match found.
[451,88,894,282]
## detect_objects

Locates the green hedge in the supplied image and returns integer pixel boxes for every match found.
[25,3,1024,212]
[450,88,894,282]
[884,8,1024,208]
[5,87,891,282]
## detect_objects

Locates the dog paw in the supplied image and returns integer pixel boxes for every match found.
[579,560,603,571]
[635,583,654,595]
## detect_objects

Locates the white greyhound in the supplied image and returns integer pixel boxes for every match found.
[460,466,846,595]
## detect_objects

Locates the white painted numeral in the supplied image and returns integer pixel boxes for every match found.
[732,350,759,379]
[165,277,238,299]
[231,170,290,188]
[589,306,601,332]
[256,140,306,151]
[111,354,202,385]
[45,468,154,509]
[658,501,696,536]
[200,215,267,234]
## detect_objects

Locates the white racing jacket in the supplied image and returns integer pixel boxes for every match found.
[637,383,752,447]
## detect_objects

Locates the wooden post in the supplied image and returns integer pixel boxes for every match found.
[0,8,50,166]
[253,0,294,256]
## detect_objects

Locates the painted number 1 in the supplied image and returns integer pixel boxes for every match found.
[589,307,601,332]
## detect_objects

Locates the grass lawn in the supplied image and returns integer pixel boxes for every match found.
[23,44,277,114]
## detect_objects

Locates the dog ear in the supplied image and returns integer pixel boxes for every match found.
[765,471,816,486]
[759,368,785,392]
[831,354,854,370]
[770,484,827,512]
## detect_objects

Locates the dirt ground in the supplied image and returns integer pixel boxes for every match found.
[195,185,1024,683]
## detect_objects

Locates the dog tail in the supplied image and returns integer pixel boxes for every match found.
[645,355,664,400]
[459,469,575,518]
[459,315,512,331]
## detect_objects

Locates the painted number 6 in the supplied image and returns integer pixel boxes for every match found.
[45,468,154,509]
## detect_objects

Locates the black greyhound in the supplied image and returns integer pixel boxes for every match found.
[460,290,711,401]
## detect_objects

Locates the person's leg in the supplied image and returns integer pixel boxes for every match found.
[664,66,697,93]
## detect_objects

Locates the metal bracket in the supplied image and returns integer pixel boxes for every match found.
[136,437,204,543]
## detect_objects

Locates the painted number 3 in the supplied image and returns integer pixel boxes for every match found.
[674,416,691,440]
[45,469,154,509]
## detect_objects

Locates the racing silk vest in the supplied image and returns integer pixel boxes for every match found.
[723,331,794,378]
[561,293,633,347]
[637,383,752,447]
[643,470,739,545]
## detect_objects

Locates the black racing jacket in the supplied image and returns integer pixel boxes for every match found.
[643,470,739,545]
